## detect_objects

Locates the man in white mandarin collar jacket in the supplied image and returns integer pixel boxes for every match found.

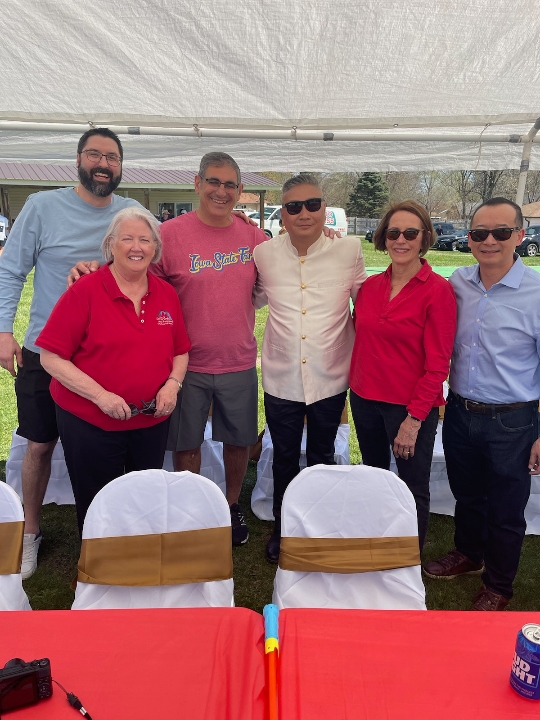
[253,174,367,562]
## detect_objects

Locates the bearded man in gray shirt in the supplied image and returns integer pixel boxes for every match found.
[0,128,141,578]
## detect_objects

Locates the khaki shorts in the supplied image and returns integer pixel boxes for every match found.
[166,368,258,451]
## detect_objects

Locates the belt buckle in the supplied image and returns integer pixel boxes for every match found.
[464,398,480,412]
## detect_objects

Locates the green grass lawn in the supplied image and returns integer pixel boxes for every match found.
[2,242,540,612]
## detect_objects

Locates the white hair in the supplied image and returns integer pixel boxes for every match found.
[101,206,162,263]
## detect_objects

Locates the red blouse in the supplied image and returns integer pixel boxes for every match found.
[349,259,456,420]
[36,264,191,431]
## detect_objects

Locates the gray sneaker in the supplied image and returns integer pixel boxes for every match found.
[21,532,42,580]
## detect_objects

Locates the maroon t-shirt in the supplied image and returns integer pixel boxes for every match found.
[151,212,266,374]
[36,264,191,431]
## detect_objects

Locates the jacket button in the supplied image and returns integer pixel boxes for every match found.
[302,358,306,363]
[301,284,306,289]
[302,309,306,314]
[302,334,306,339]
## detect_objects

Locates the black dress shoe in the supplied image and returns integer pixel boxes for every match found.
[266,533,281,564]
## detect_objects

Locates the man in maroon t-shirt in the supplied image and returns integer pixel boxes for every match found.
[152,153,266,546]
[71,152,265,546]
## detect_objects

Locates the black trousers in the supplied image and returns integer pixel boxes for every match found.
[350,391,439,550]
[56,406,170,534]
[442,391,537,598]
[264,391,347,523]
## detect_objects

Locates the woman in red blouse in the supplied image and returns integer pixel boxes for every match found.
[350,200,456,549]
[37,207,191,533]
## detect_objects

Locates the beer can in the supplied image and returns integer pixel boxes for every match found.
[510,624,540,700]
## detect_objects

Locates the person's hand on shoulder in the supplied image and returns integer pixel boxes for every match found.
[323,226,341,239]
[0,332,23,376]
[67,260,100,287]
[232,210,258,226]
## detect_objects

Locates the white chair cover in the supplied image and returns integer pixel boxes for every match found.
[251,424,350,521]
[163,419,226,495]
[273,464,426,610]
[0,482,31,611]
[6,430,75,504]
[72,470,234,610]
[6,419,226,504]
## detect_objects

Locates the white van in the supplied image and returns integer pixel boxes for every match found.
[252,205,348,238]
[0,217,8,248]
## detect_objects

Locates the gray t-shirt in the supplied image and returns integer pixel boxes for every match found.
[0,187,141,352]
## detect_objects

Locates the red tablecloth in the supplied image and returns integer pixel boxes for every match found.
[279,609,540,719]
[0,607,265,719]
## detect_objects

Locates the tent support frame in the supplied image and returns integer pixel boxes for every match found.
[515,118,540,207]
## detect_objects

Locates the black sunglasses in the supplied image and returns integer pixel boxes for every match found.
[385,228,423,241]
[283,198,323,215]
[128,399,157,417]
[469,227,521,242]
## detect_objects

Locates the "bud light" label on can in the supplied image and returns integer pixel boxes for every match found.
[510,624,540,700]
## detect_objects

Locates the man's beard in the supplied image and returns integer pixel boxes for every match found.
[78,165,122,197]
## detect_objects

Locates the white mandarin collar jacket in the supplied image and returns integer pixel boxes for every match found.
[253,232,367,405]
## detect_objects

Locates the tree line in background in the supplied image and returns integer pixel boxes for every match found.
[262,170,540,221]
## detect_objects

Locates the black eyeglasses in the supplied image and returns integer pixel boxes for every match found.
[204,177,239,191]
[469,227,521,242]
[80,149,122,167]
[385,228,423,241]
[282,198,323,215]
[128,399,156,417]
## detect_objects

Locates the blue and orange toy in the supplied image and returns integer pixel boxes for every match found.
[263,604,279,720]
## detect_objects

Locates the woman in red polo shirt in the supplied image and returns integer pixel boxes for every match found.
[36,207,191,533]
[350,200,456,550]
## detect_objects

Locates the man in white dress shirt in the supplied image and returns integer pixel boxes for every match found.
[253,174,367,562]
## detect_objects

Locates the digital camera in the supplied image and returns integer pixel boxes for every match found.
[0,658,52,713]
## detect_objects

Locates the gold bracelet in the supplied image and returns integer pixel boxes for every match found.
[167,376,182,389]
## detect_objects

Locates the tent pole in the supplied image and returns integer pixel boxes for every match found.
[259,191,266,231]
[515,117,540,207]
[0,186,11,226]
[1,120,539,144]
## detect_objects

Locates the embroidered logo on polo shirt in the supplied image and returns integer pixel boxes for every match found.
[156,311,173,325]
[189,246,253,274]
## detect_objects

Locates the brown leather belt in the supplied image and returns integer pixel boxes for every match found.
[452,391,536,415]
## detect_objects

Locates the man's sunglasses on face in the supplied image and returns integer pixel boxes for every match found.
[469,227,521,242]
[204,178,239,191]
[283,198,323,215]
[80,149,122,167]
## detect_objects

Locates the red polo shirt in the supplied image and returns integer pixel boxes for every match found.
[349,259,456,420]
[36,264,191,431]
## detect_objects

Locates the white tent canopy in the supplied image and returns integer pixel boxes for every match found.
[2,0,540,172]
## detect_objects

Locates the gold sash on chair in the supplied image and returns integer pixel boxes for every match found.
[278,535,420,574]
[0,521,24,575]
[77,527,233,586]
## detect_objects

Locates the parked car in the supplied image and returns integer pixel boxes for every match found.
[457,235,471,252]
[432,229,468,251]
[516,226,540,257]
[433,222,456,236]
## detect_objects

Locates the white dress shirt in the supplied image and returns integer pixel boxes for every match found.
[253,232,367,405]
